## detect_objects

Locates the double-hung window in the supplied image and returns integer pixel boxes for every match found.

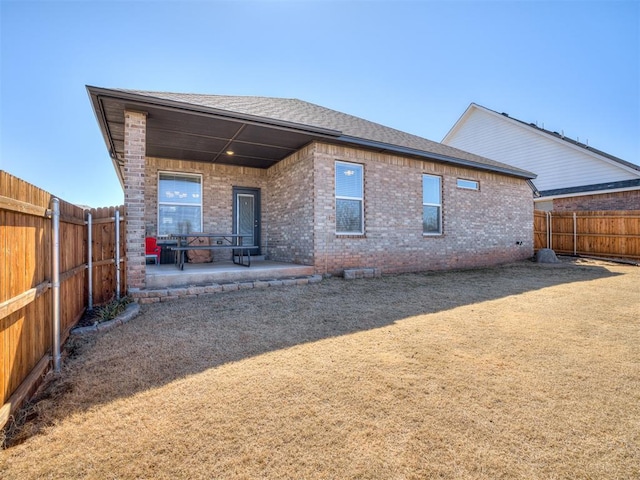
[422,174,442,235]
[158,172,202,235]
[335,161,364,234]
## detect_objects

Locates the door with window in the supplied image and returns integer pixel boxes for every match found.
[232,187,261,254]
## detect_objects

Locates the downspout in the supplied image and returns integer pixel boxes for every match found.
[51,198,61,373]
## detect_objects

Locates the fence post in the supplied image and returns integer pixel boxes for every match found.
[87,211,93,310]
[115,209,121,300]
[51,198,61,373]
[573,212,577,256]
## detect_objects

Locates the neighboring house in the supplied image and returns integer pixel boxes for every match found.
[442,103,640,212]
[87,86,536,291]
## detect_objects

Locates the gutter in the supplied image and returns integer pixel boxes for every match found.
[86,87,126,189]
[87,85,537,180]
[336,135,537,180]
[87,85,344,138]
[536,185,640,201]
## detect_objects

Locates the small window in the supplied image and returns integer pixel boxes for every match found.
[457,179,479,190]
[335,161,364,234]
[423,174,442,235]
[157,172,203,235]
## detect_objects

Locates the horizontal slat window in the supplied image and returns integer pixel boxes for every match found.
[457,179,479,190]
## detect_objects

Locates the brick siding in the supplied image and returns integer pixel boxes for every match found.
[312,143,533,275]
[130,140,533,286]
[552,190,640,211]
[144,157,268,263]
[265,144,316,265]
[123,110,147,290]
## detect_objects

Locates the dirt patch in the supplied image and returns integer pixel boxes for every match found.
[2,258,639,479]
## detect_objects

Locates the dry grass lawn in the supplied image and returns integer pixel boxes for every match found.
[1,258,639,479]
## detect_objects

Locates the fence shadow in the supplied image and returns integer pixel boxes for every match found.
[5,258,629,447]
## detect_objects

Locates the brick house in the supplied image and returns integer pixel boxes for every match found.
[87,87,536,291]
[442,103,640,211]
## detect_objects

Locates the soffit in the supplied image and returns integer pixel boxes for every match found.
[88,88,340,180]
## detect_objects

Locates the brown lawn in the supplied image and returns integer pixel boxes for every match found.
[1,258,639,479]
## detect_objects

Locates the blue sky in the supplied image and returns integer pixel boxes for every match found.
[1,0,638,207]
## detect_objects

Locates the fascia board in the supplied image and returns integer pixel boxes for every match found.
[87,86,343,138]
[86,86,125,189]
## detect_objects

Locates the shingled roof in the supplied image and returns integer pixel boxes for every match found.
[87,87,536,181]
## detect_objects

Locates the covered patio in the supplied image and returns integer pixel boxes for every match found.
[87,86,536,294]
[145,259,315,289]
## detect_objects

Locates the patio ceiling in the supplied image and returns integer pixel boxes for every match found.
[88,86,537,187]
[87,86,342,186]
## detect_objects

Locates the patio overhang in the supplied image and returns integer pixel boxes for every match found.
[86,86,343,188]
[87,86,536,187]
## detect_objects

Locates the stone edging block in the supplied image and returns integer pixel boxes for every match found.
[71,302,140,336]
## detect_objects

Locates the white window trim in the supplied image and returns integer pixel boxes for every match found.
[157,171,203,235]
[457,178,479,190]
[335,161,364,235]
[423,174,443,236]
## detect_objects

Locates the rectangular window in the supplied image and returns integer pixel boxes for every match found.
[423,174,442,235]
[457,178,479,190]
[335,161,364,234]
[157,172,202,235]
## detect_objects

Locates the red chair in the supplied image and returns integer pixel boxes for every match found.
[145,237,161,264]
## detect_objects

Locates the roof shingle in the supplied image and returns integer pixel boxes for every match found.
[116,88,536,179]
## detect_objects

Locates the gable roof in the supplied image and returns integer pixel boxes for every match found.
[442,103,640,199]
[444,103,640,175]
[87,87,536,186]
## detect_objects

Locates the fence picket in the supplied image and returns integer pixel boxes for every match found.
[534,210,640,260]
[1,171,125,429]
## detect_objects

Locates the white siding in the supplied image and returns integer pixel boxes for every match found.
[444,108,640,192]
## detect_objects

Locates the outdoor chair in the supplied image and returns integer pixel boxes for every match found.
[145,237,161,264]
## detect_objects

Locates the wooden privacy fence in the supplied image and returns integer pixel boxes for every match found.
[534,209,640,261]
[1,171,125,429]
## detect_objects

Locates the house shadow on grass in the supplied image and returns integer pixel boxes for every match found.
[4,257,628,447]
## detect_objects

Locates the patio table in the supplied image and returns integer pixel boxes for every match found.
[168,233,259,270]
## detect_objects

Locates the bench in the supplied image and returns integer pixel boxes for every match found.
[168,234,259,270]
